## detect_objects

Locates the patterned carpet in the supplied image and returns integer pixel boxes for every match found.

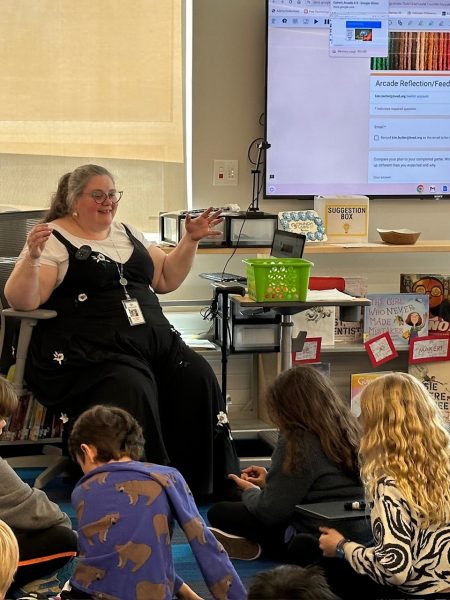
[17,468,281,599]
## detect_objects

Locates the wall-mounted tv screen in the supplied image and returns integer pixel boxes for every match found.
[265,0,450,199]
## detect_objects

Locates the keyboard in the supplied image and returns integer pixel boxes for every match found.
[200,272,247,283]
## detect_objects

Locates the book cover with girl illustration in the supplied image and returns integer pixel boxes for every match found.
[400,274,450,338]
[363,293,429,347]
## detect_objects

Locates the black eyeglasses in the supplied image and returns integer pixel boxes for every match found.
[83,190,123,204]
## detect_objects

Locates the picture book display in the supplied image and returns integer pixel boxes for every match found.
[409,362,450,424]
[350,371,393,417]
[400,274,450,338]
[293,306,336,346]
[363,293,429,348]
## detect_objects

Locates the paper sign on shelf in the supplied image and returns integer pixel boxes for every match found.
[364,331,398,367]
[409,335,450,364]
[292,337,322,364]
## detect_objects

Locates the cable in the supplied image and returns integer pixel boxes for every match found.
[217,121,268,278]
[200,298,219,322]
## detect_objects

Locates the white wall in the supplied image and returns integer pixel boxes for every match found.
[159,0,450,304]
[191,0,450,237]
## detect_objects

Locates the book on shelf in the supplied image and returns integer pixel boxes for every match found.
[335,276,368,343]
[350,371,393,417]
[0,391,58,442]
[16,392,32,441]
[363,293,429,348]
[21,395,38,441]
[51,413,63,439]
[29,402,45,442]
[293,306,336,347]
[409,362,450,424]
[400,273,450,338]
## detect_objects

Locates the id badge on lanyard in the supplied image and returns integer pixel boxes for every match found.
[122,298,146,326]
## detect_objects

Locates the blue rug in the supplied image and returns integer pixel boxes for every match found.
[17,469,281,599]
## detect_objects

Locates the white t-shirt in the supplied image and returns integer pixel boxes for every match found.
[18,222,149,287]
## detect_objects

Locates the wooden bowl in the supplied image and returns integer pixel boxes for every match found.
[377,229,421,245]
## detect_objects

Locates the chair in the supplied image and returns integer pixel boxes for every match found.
[0,209,70,489]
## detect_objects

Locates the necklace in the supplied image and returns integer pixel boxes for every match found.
[69,225,130,295]
[108,237,130,296]
[71,226,146,326]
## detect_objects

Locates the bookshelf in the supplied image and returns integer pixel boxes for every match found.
[159,240,450,255]
[302,241,450,254]
[0,438,61,447]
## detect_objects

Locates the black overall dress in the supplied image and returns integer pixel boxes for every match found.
[25,227,237,496]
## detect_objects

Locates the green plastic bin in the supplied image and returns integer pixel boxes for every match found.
[243,258,314,302]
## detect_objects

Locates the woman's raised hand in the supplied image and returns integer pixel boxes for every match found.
[184,207,223,242]
[27,224,52,259]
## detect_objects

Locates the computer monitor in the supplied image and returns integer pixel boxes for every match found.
[270,230,306,259]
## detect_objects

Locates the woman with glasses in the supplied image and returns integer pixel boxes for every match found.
[5,164,239,500]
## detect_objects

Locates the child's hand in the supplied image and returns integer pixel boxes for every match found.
[318,526,346,557]
[228,473,258,490]
[240,465,267,488]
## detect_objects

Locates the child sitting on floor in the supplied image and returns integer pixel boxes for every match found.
[208,365,367,561]
[62,405,246,600]
[0,376,77,597]
[247,564,339,600]
[319,372,450,599]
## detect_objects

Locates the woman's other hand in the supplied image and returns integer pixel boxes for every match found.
[184,207,223,242]
[27,223,53,259]
[228,473,258,491]
[240,465,267,488]
[319,526,345,557]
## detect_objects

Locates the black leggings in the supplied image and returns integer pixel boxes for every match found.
[286,539,450,600]
[8,525,78,594]
[207,500,289,559]
[58,348,236,498]
[320,557,450,599]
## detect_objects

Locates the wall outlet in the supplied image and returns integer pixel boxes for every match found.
[213,159,238,186]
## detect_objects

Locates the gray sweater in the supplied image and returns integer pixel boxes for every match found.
[0,456,72,532]
[242,430,363,526]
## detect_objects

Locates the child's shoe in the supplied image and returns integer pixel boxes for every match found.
[209,527,262,560]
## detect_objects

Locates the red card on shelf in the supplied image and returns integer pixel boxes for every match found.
[292,337,322,364]
[364,332,398,367]
[409,335,450,364]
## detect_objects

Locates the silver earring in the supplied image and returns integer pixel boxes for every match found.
[72,211,78,217]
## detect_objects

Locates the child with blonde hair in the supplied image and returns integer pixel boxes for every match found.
[319,372,450,599]
[0,519,19,599]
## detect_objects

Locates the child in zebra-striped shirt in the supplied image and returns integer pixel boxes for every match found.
[319,372,450,599]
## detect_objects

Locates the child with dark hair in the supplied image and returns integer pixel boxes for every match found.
[63,405,245,600]
[208,365,369,561]
[0,376,77,596]
[247,564,338,600]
